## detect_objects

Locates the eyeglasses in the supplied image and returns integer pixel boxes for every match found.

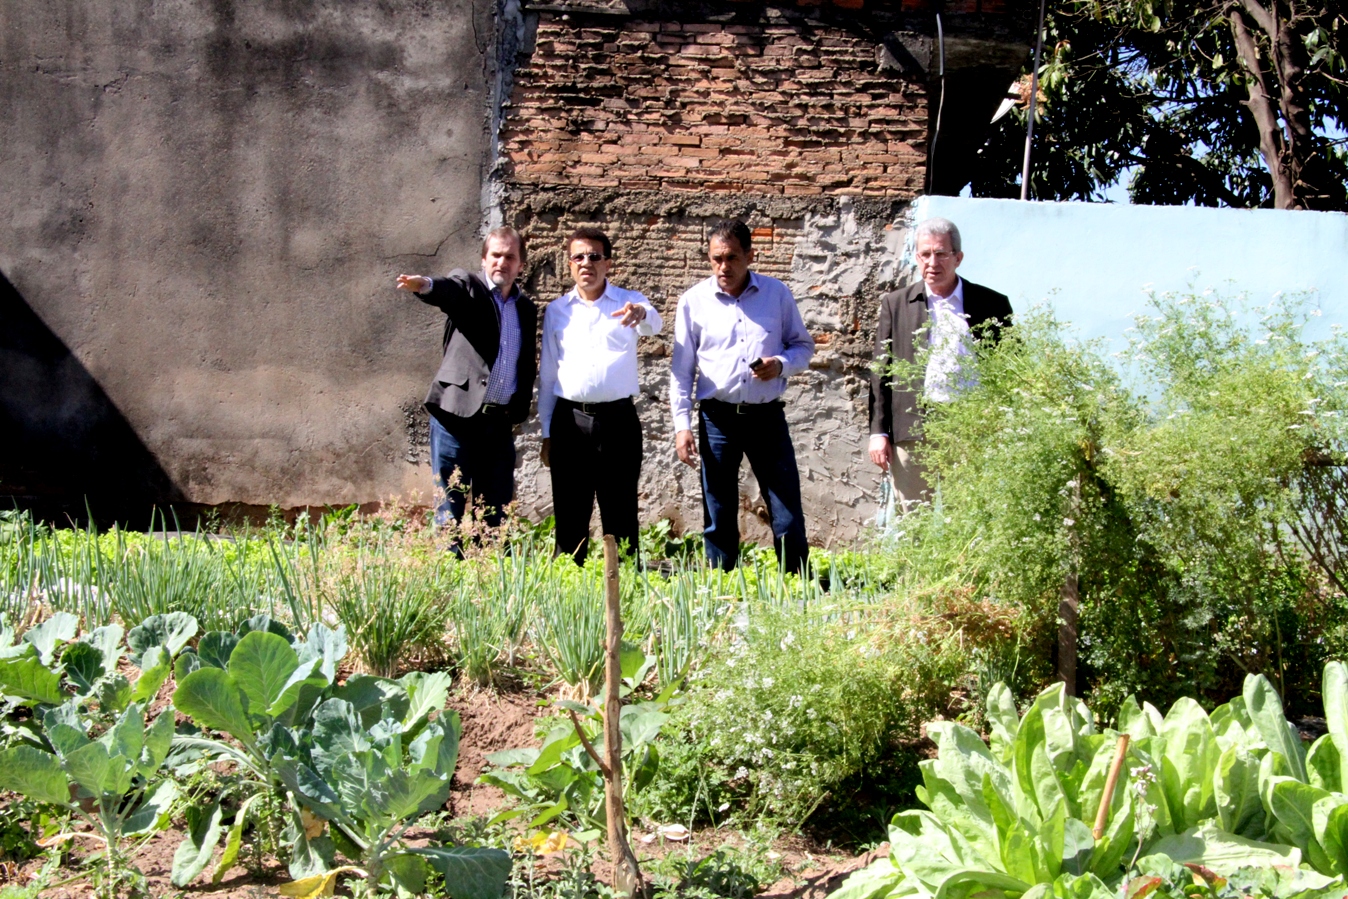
[569,252,608,264]
[916,250,955,262]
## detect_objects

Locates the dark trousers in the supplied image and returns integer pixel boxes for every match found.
[429,410,516,528]
[698,400,809,574]
[550,397,642,565]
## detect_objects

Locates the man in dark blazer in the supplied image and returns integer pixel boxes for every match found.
[868,217,1012,511]
[396,226,537,532]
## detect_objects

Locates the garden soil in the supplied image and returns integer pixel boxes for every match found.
[7,686,875,898]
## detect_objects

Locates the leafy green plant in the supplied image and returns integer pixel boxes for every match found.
[481,649,673,833]
[643,593,973,827]
[271,670,511,899]
[169,617,346,884]
[0,700,178,899]
[648,846,780,899]
[836,661,1348,899]
[899,293,1348,715]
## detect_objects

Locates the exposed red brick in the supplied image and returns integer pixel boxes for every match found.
[501,15,927,198]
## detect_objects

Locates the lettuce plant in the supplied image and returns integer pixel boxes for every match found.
[837,662,1348,899]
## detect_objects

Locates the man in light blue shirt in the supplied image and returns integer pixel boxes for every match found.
[670,220,815,573]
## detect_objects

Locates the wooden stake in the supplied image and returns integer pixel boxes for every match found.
[602,536,644,899]
[1058,475,1082,696]
[1092,734,1131,840]
[1058,570,1079,696]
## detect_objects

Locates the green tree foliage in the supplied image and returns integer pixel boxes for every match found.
[973,0,1348,209]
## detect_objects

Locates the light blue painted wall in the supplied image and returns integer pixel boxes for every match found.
[914,196,1348,351]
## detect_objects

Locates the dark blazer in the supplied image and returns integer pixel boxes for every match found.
[868,278,1012,443]
[417,269,538,426]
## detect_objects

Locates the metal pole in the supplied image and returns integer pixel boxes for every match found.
[930,14,946,193]
[1020,0,1048,201]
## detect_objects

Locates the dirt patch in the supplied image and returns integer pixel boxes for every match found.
[758,843,888,899]
[449,683,544,817]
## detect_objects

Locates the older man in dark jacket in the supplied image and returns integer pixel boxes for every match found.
[868,217,1012,511]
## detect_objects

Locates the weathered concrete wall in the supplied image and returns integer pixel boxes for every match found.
[0,0,493,518]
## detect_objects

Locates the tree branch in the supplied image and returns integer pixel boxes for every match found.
[1230,8,1296,206]
[568,709,611,779]
[1236,0,1277,38]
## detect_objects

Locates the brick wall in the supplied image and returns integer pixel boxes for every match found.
[498,10,932,547]
[502,17,929,197]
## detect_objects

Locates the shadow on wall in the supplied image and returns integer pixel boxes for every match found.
[0,270,183,526]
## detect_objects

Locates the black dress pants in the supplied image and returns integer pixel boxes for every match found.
[550,397,643,565]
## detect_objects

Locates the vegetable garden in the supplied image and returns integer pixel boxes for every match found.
[2,291,1348,899]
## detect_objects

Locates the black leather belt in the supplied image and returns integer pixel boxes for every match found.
[478,403,512,417]
[558,397,633,415]
[700,399,784,414]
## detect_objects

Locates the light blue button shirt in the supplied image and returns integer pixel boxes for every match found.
[482,270,521,405]
[670,272,815,433]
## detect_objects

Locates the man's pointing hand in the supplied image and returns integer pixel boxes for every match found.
[612,302,647,328]
[396,274,432,293]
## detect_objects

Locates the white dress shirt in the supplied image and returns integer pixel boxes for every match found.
[923,277,973,403]
[669,272,815,433]
[868,277,973,450]
[538,281,661,438]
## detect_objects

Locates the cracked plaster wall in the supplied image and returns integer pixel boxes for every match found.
[1,0,494,514]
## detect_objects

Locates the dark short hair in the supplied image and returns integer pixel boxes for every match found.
[567,226,612,258]
[482,226,526,261]
[708,220,752,253]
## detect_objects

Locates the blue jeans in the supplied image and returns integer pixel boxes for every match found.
[698,401,809,574]
[429,412,516,528]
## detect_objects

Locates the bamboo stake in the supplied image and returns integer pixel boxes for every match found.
[602,535,644,899]
[1092,734,1131,840]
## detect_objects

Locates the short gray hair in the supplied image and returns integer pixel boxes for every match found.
[914,217,962,254]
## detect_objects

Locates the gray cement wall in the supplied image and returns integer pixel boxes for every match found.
[0,0,493,516]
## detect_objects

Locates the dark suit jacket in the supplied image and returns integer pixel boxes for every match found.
[417,269,538,426]
[868,278,1012,443]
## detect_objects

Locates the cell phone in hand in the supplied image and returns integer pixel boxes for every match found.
[749,358,765,371]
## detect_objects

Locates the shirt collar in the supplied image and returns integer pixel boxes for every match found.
[567,280,610,305]
[925,276,964,305]
[480,267,519,301]
[713,271,759,301]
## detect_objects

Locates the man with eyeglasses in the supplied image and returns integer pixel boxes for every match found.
[539,227,661,565]
[671,220,815,574]
[396,226,538,538]
[868,216,1012,511]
